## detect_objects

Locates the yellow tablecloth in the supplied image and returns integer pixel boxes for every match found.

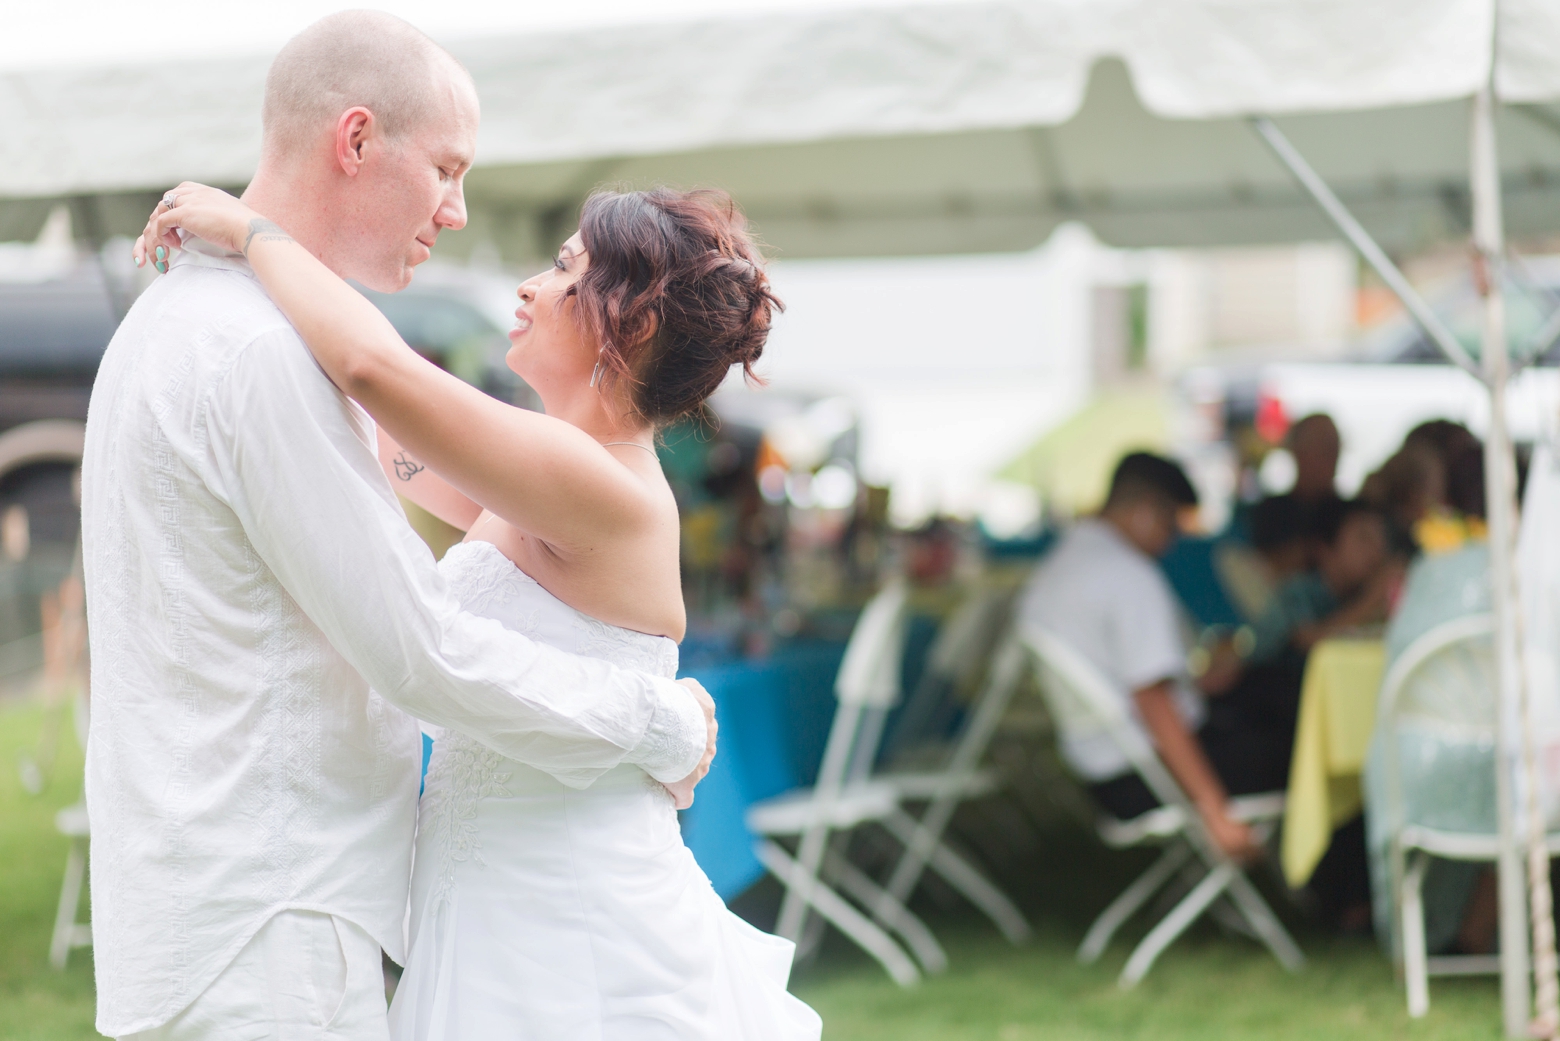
[1279,638,1387,887]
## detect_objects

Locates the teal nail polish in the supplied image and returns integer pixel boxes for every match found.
[154,260,167,274]
[155,246,166,262]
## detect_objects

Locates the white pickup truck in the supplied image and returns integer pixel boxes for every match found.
[1181,271,1560,496]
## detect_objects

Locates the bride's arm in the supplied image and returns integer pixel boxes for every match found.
[378,429,482,532]
[139,185,658,554]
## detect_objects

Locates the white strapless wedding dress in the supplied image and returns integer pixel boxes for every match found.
[388,540,821,1041]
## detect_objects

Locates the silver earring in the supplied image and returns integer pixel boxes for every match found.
[589,359,603,388]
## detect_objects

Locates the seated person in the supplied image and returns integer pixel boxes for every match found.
[1215,494,1310,621]
[1199,499,1399,786]
[1242,497,1399,668]
[1361,444,1445,557]
[1288,412,1343,508]
[1365,444,1497,955]
[1228,413,1341,541]
[1018,452,1261,860]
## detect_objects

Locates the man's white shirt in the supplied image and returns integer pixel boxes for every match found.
[1016,518,1204,782]
[81,242,706,1037]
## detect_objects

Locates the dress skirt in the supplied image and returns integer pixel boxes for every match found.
[388,751,821,1041]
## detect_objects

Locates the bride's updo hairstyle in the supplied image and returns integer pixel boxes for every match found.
[569,187,781,424]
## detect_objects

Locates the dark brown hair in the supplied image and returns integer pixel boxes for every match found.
[568,187,781,424]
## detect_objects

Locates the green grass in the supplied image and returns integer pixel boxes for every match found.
[1,699,100,1040]
[0,697,1507,1040]
[792,922,1502,1040]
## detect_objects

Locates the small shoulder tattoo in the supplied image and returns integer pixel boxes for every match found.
[242,218,293,256]
[393,452,425,482]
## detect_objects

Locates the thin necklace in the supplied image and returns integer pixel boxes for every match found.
[601,441,657,456]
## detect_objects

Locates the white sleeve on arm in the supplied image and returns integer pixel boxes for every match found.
[205,331,704,787]
[1110,564,1188,693]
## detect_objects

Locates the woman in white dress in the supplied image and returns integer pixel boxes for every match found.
[135,183,822,1041]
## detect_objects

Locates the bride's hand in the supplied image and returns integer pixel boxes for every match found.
[663,679,717,810]
[133,182,270,272]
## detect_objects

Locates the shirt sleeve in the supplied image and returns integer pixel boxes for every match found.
[1108,562,1189,694]
[204,330,704,787]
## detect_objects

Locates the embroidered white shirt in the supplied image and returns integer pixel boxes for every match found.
[81,243,706,1037]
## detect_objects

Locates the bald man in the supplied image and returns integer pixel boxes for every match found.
[83,14,713,1040]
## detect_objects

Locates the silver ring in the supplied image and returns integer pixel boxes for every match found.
[162,192,178,211]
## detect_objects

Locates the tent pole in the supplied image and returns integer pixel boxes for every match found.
[1472,80,1558,1040]
[1248,117,1479,380]
[1471,79,1527,1039]
[1255,96,1551,1036]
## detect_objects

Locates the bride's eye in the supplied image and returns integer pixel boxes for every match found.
[553,255,566,271]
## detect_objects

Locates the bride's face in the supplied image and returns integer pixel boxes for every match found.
[506,233,594,399]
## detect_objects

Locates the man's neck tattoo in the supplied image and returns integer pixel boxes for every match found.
[243,219,293,257]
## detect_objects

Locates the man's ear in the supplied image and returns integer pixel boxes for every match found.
[335,107,374,177]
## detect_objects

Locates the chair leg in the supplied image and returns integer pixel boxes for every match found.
[882,809,1032,943]
[1078,841,1194,964]
[1120,862,1237,988]
[882,795,958,907]
[1222,870,1305,972]
[882,639,1027,910]
[756,841,922,987]
[1209,894,1259,941]
[822,847,949,974]
[776,823,832,942]
[50,837,86,970]
[1402,850,1431,1018]
[794,904,829,964]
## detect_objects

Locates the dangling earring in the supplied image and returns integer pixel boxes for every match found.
[589,358,603,388]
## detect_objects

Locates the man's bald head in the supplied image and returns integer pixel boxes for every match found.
[262,10,472,158]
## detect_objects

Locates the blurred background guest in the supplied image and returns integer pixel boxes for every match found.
[1365,440,1499,958]
[1019,452,1263,861]
[1287,412,1343,508]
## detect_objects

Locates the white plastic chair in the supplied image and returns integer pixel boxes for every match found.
[874,621,1034,946]
[50,800,91,969]
[50,684,91,969]
[748,577,932,985]
[1376,613,1560,1017]
[1023,626,1303,987]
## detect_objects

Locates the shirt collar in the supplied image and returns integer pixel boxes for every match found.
[168,231,255,279]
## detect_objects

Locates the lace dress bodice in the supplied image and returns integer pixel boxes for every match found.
[418,539,682,898]
[436,539,679,678]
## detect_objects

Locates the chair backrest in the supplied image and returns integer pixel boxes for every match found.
[924,587,1009,690]
[1021,626,1189,813]
[1377,613,1498,838]
[879,585,1011,764]
[835,577,910,709]
[1378,613,1497,734]
[813,578,911,795]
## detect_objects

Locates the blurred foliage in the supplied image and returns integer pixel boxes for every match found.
[398,496,464,561]
[999,388,1170,516]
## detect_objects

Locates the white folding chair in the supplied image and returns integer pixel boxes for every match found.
[1024,627,1304,987]
[1377,613,1560,1017]
[50,800,91,969]
[874,623,1034,946]
[748,577,934,985]
[50,684,91,969]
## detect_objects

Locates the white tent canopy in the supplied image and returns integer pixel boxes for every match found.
[4,0,1560,259]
